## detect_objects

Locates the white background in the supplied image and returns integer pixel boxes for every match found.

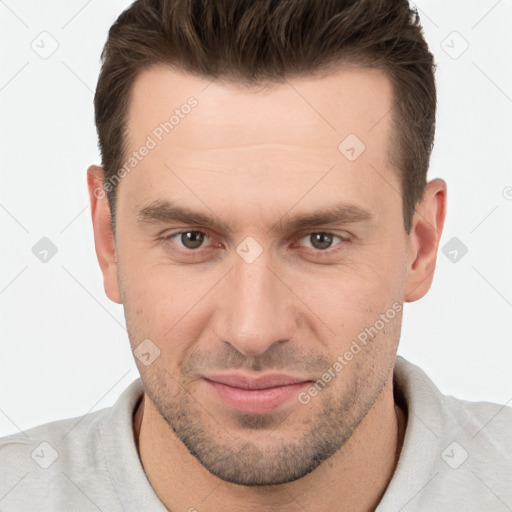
[0,0,511,437]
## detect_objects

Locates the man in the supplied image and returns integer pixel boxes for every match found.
[1,0,511,510]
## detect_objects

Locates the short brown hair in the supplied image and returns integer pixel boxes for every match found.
[94,0,436,234]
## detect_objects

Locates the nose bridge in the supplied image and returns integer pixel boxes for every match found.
[218,249,296,356]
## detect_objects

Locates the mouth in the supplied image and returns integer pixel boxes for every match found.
[203,373,312,414]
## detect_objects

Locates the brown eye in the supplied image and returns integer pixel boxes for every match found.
[180,231,206,249]
[165,230,208,250]
[309,233,334,250]
[299,232,343,251]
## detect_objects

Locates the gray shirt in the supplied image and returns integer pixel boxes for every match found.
[1,356,511,511]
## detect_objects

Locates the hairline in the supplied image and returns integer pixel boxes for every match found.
[106,59,408,236]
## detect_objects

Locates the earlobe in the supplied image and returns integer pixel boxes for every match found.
[86,165,123,304]
[404,179,447,303]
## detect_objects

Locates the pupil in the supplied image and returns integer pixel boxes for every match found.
[182,231,204,249]
[311,233,332,250]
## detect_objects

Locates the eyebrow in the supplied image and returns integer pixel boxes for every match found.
[137,199,374,234]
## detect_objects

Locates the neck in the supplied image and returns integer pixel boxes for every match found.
[133,377,407,512]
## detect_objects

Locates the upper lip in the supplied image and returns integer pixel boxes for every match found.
[204,373,311,390]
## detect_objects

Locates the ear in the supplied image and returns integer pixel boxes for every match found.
[404,179,447,303]
[86,165,123,304]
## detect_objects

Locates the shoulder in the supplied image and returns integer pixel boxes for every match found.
[0,405,116,511]
[442,392,512,457]
[395,355,512,451]
[382,356,512,511]
[0,379,144,511]
[0,405,107,462]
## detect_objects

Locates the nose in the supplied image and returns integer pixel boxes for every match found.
[214,248,298,356]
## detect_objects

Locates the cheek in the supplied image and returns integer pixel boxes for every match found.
[303,249,403,303]
[120,260,215,361]
[295,248,405,336]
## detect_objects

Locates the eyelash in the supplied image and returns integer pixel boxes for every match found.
[159,229,350,256]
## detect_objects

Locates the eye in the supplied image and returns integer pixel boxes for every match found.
[160,229,349,256]
[164,230,210,250]
[296,232,347,251]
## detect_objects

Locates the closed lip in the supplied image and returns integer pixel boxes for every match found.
[203,373,311,390]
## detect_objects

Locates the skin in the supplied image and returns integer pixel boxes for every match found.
[87,64,446,512]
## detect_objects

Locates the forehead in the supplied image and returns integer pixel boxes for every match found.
[125,64,394,156]
[119,64,399,228]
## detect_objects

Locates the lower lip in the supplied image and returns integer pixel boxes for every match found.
[204,379,310,414]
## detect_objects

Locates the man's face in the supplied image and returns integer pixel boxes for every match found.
[111,65,411,485]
